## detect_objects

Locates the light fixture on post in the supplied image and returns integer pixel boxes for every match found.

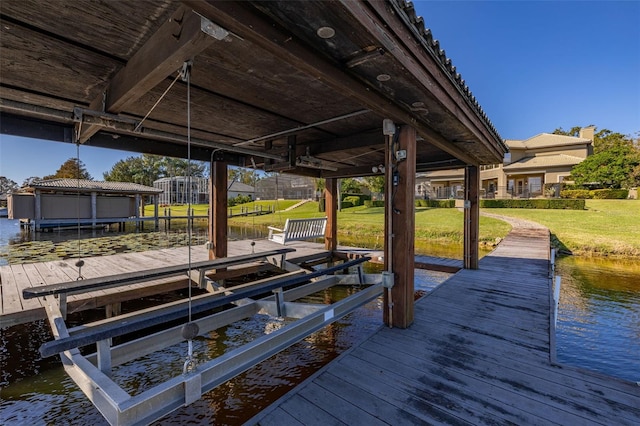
[371,164,385,174]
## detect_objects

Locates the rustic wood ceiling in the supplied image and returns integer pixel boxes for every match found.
[0,0,507,178]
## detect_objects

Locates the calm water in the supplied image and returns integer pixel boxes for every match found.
[1,217,639,424]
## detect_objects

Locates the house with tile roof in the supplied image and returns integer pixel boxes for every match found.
[416,127,594,199]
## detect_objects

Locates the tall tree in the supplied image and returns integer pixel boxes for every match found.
[228,167,260,185]
[340,177,362,193]
[163,156,206,178]
[568,129,640,188]
[104,154,206,185]
[0,176,18,193]
[43,158,92,180]
[363,176,385,194]
[104,156,157,185]
[22,176,42,187]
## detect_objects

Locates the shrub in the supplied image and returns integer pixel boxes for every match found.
[480,199,585,210]
[318,198,325,212]
[228,194,253,207]
[414,199,454,208]
[343,195,362,206]
[590,189,628,199]
[560,189,591,199]
[364,200,385,207]
[341,201,354,209]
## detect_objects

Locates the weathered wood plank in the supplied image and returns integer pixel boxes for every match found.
[251,225,640,425]
[296,382,387,426]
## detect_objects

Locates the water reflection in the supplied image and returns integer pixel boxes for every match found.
[555,256,640,382]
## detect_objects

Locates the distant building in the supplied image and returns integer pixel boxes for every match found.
[8,179,162,230]
[416,127,594,199]
[153,177,254,204]
[255,174,316,200]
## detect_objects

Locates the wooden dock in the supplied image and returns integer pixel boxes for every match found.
[250,226,640,425]
[0,240,461,328]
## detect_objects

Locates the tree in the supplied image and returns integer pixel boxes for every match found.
[104,156,157,185]
[104,154,207,185]
[43,158,92,180]
[163,156,206,179]
[22,176,42,187]
[228,167,260,185]
[0,176,18,193]
[553,126,583,137]
[340,177,362,193]
[363,176,385,194]
[570,142,640,188]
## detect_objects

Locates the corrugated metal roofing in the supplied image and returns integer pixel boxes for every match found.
[23,179,163,194]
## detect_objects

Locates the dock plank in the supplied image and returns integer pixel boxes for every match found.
[251,225,640,425]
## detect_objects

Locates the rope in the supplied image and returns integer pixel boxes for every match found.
[181,60,198,374]
[133,71,182,132]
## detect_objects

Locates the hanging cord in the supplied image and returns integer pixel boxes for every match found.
[180,60,199,374]
[75,143,84,280]
[133,71,182,133]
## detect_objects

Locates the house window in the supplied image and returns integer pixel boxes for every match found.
[529,177,542,194]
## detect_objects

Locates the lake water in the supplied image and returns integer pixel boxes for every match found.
[0,217,639,424]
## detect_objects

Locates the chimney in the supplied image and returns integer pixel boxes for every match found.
[579,126,595,140]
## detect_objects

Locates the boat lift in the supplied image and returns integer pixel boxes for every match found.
[25,248,383,425]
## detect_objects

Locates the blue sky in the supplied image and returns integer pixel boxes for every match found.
[1,0,639,186]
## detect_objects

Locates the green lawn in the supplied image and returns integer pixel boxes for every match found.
[146,199,639,258]
[228,201,511,254]
[484,200,640,257]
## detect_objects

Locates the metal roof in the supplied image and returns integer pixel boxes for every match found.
[22,179,163,194]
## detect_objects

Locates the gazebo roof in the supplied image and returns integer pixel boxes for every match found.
[0,0,507,177]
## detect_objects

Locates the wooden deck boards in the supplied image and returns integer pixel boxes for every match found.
[250,226,640,425]
[0,239,458,327]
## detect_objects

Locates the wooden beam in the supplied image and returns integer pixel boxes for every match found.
[209,160,228,259]
[301,130,383,156]
[78,6,215,143]
[384,125,416,328]
[324,178,338,251]
[183,0,479,166]
[464,165,480,269]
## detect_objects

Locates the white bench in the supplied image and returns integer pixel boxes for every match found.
[268,217,328,244]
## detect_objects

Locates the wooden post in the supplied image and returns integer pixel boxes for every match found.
[154,194,159,230]
[464,165,480,269]
[384,125,416,329]
[209,160,228,259]
[324,178,338,251]
[135,194,141,231]
[91,192,97,228]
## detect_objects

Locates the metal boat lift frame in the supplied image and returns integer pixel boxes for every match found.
[33,253,382,425]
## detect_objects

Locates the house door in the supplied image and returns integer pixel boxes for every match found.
[516,179,525,197]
